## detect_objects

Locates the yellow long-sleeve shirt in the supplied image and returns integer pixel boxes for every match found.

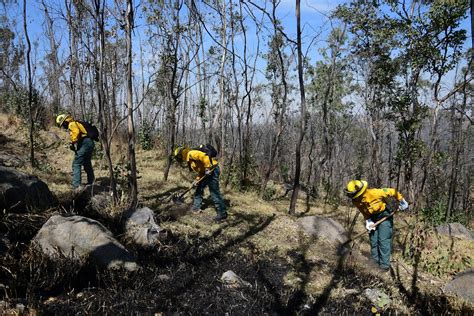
[353,188,404,219]
[185,150,218,177]
[66,119,88,143]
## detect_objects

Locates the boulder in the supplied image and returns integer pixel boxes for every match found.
[220,270,251,289]
[124,207,163,248]
[0,166,57,212]
[72,184,113,219]
[34,215,138,271]
[443,269,474,304]
[436,223,474,240]
[297,216,348,245]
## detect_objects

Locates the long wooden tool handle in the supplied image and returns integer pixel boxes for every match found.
[177,166,218,199]
[345,209,399,244]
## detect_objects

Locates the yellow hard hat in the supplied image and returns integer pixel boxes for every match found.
[56,114,71,127]
[345,180,368,199]
[173,146,189,162]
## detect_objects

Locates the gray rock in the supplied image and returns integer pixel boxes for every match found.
[363,288,391,309]
[34,215,138,271]
[221,270,251,288]
[436,223,474,240]
[297,216,349,245]
[73,184,113,218]
[124,207,163,248]
[0,166,57,212]
[443,269,474,304]
[89,192,113,218]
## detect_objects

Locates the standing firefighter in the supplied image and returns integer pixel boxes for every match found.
[56,114,96,189]
[345,180,408,271]
[173,145,228,223]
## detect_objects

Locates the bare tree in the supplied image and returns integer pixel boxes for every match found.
[260,0,289,195]
[41,0,62,115]
[125,0,138,208]
[289,0,308,215]
[23,0,35,167]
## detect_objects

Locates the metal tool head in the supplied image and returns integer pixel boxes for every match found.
[171,192,186,205]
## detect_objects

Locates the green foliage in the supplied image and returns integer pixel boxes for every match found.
[113,162,130,191]
[138,121,154,150]
[197,97,208,123]
[5,86,41,121]
[421,199,447,226]
[92,141,104,162]
[334,0,469,198]
[423,247,472,277]
[262,181,276,201]
[279,165,289,182]
[403,223,472,277]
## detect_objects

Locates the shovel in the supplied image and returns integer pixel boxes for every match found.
[339,209,399,254]
[168,166,217,205]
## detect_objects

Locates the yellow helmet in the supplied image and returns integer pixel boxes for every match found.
[173,145,189,162]
[345,180,368,199]
[56,114,71,127]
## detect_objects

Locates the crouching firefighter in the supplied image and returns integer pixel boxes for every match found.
[56,114,96,189]
[173,145,228,223]
[344,180,409,271]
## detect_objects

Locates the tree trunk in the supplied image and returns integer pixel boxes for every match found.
[289,0,307,215]
[94,0,118,203]
[23,0,35,168]
[126,0,138,208]
[41,0,61,115]
[260,0,288,195]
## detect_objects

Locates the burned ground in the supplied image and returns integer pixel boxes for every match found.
[0,117,473,314]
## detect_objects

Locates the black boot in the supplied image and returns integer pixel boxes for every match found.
[214,212,228,223]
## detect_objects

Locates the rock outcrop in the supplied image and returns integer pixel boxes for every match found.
[443,269,474,304]
[297,216,348,245]
[436,223,473,240]
[0,166,57,212]
[34,215,138,271]
[123,207,163,248]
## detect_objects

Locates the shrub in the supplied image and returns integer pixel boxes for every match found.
[262,181,276,201]
[138,121,154,150]
[421,199,446,226]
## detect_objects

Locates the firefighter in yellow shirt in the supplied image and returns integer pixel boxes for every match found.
[174,145,227,222]
[56,114,95,189]
[345,180,408,271]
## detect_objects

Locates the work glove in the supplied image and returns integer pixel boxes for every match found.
[365,219,376,231]
[205,169,211,175]
[69,143,77,153]
[399,198,409,211]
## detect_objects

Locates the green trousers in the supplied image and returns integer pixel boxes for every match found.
[72,137,95,188]
[369,208,393,269]
[193,166,226,216]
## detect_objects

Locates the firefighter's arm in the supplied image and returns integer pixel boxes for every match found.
[383,188,408,210]
[68,122,81,143]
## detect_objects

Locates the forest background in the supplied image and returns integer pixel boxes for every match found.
[0,0,472,222]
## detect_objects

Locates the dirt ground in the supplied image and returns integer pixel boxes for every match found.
[0,113,473,315]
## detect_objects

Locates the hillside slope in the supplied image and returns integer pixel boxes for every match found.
[0,113,473,314]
